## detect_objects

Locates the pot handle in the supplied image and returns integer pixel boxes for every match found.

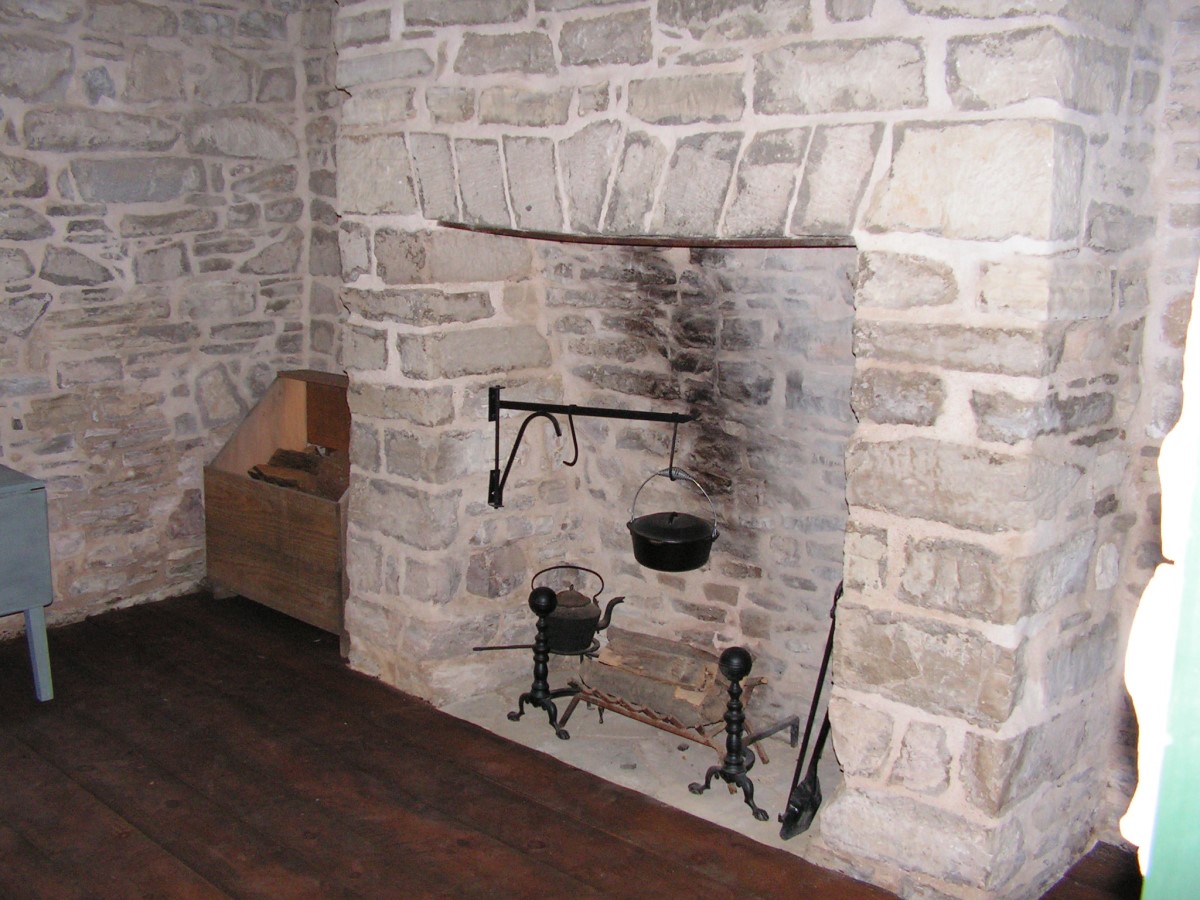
[629,467,718,533]
[531,563,604,601]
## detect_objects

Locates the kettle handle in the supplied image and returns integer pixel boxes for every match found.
[531,563,604,601]
[628,467,718,532]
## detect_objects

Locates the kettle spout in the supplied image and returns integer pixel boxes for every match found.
[597,596,625,631]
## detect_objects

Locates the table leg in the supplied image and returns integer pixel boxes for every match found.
[23,605,53,702]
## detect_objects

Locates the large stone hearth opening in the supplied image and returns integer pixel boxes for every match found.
[332,2,1186,896]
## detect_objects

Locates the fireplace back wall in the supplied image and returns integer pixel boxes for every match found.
[333,1,1191,896]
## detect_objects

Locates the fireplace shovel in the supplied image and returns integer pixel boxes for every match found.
[778,582,840,840]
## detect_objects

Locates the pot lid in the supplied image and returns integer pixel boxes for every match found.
[628,510,714,544]
[556,586,593,608]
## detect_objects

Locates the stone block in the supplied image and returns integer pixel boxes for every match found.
[560,120,622,232]
[0,247,34,283]
[239,226,303,276]
[404,0,526,26]
[792,123,882,235]
[376,229,532,285]
[345,324,388,370]
[87,0,177,36]
[336,9,391,48]
[846,437,1081,533]
[426,86,475,124]
[829,694,893,777]
[408,133,459,220]
[867,120,1086,241]
[606,131,667,234]
[120,209,218,238]
[455,139,511,225]
[337,49,434,89]
[948,27,1127,115]
[504,137,563,232]
[0,204,53,240]
[903,0,1137,29]
[405,555,463,606]
[979,256,1113,321]
[185,110,297,160]
[455,31,556,75]
[349,381,455,426]
[397,324,551,379]
[231,164,296,195]
[125,46,184,103]
[343,287,494,326]
[851,367,944,426]
[40,245,113,286]
[180,281,255,320]
[820,788,1024,890]
[659,0,813,38]
[899,536,1025,624]
[888,720,951,794]
[755,39,924,115]
[0,151,48,199]
[258,68,295,103]
[1021,528,1094,616]
[1085,201,1155,253]
[856,252,956,310]
[828,0,875,20]
[24,108,178,153]
[652,131,741,236]
[309,228,340,277]
[133,243,190,284]
[340,86,416,128]
[629,73,744,125]
[837,604,1023,726]
[723,128,809,237]
[971,389,1114,443]
[561,9,652,66]
[854,320,1064,377]
[195,48,253,107]
[351,477,460,550]
[479,86,571,126]
[0,294,51,337]
[338,133,418,215]
[1044,614,1116,704]
[843,521,887,593]
[386,426,487,484]
[0,34,71,100]
[339,220,371,282]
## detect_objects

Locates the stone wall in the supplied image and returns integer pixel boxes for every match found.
[0,0,342,626]
[333,0,1194,896]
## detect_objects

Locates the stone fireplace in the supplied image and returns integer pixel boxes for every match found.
[333,1,1189,896]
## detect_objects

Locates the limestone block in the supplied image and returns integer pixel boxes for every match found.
[867,120,1086,241]
[339,220,371,281]
[345,324,388,371]
[309,228,340,277]
[0,0,81,26]
[340,86,417,128]
[336,9,391,48]
[846,437,1081,532]
[337,49,434,89]
[979,256,1113,321]
[0,34,72,100]
[948,27,1127,115]
[0,247,34,283]
[351,477,460,550]
[121,209,218,239]
[560,120,622,232]
[182,8,234,37]
[903,0,1137,29]
[851,367,944,426]
[426,86,474,124]
[455,32,556,75]
[629,73,744,125]
[349,381,455,426]
[194,48,253,107]
[856,252,956,310]
[455,139,511,226]
[405,555,463,606]
[651,131,741,236]
[230,164,296,195]
[836,604,1023,726]
[820,788,1025,890]
[971,389,1114,443]
[606,131,667,234]
[396,324,551,379]
[39,245,113,286]
[723,128,809,237]
[755,39,925,115]
[843,521,887,593]
[386,427,487,485]
[853,320,1064,377]
[24,108,178,152]
[899,536,1025,624]
[479,86,571,126]
[343,287,494,326]
[0,151,48,199]
[792,123,882,235]
[0,204,53,240]
[239,226,303,276]
[125,46,184,103]
[659,0,813,38]
[0,294,51,338]
[180,281,255,320]
[1085,201,1156,253]
[133,243,190,284]
[561,9,652,66]
[717,359,774,405]
[888,720,951,794]
[829,694,893,778]
[82,66,116,103]
[86,0,176,36]
[1020,528,1094,616]
[257,68,296,103]
[408,133,459,220]
[238,10,285,39]
[828,0,875,20]
[375,229,532,285]
[185,110,298,160]
[337,133,418,215]
[1044,614,1116,704]
[404,0,526,26]
[504,137,564,232]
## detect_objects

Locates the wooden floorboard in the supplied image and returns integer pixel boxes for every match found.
[0,593,1141,899]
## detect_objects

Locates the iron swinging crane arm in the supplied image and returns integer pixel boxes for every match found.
[486,385,695,508]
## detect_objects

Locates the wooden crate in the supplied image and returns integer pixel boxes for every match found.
[204,370,350,641]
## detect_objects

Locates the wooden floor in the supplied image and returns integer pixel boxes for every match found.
[0,593,1140,899]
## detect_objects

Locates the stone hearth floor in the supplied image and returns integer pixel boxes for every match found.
[444,674,841,859]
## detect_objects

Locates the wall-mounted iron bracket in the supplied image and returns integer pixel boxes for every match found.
[487,386,694,508]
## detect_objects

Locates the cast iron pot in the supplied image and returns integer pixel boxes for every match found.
[531,564,624,655]
[627,467,719,572]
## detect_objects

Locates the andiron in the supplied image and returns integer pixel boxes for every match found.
[507,585,580,740]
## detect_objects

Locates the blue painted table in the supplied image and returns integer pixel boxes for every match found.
[0,463,54,701]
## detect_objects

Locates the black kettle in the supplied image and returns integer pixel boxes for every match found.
[531,565,623,655]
